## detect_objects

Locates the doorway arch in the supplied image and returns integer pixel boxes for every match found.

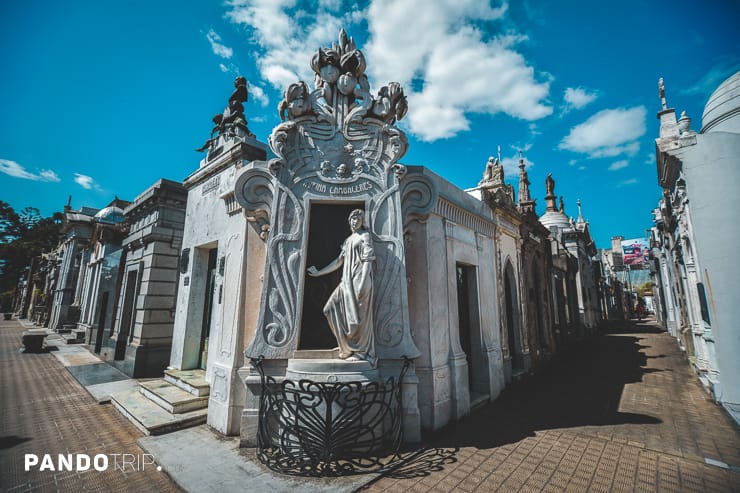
[504,260,523,371]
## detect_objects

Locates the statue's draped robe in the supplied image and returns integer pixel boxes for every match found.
[324,231,375,362]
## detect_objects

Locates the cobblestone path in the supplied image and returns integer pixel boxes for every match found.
[362,320,740,492]
[0,319,181,492]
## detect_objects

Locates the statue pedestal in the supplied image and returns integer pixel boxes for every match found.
[286,349,379,382]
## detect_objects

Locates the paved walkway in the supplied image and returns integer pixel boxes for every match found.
[0,318,181,492]
[2,318,738,492]
[362,320,740,492]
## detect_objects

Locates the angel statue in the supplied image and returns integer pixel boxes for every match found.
[307,209,376,364]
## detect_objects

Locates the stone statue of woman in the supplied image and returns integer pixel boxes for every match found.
[307,209,376,364]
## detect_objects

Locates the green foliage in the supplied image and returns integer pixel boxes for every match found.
[0,201,63,293]
[636,281,654,297]
[0,290,13,312]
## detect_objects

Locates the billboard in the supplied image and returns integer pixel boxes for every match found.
[621,238,649,266]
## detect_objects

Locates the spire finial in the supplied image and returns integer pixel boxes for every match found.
[577,198,584,222]
[517,149,532,210]
[498,145,502,163]
[659,77,667,111]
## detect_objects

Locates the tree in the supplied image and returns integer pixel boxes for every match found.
[0,201,63,294]
[636,281,654,297]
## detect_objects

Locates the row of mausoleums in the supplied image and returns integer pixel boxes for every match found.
[13,34,616,440]
[13,142,611,438]
[648,72,740,425]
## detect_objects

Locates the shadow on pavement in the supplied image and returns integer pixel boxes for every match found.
[0,435,31,450]
[363,322,666,484]
[433,321,664,451]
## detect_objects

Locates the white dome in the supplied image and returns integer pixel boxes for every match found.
[701,71,740,133]
[94,206,125,224]
[539,210,571,230]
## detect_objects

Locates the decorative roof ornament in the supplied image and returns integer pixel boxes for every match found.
[197,76,255,156]
[517,150,535,214]
[545,173,555,198]
[659,77,667,111]
[480,154,504,186]
[577,198,585,224]
[269,29,410,181]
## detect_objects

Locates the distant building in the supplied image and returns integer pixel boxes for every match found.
[652,72,740,424]
[47,203,99,332]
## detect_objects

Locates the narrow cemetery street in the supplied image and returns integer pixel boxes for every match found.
[2,316,739,492]
[362,319,740,492]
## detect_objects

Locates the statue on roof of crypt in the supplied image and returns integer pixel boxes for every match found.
[197,76,254,153]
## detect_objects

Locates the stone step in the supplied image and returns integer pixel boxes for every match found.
[164,369,209,397]
[62,333,83,344]
[140,379,208,414]
[111,388,207,436]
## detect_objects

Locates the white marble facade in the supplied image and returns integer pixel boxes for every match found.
[170,134,267,435]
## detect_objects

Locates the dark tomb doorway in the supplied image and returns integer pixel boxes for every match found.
[299,202,362,350]
[504,261,523,371]
[115,270,138,360]
[456,264,488,399]
[94,291,109,353]
[198,248,218,369]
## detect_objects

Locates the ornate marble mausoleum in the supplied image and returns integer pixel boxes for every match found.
[18,30,606,449]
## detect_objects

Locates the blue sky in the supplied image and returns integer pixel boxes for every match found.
[1,0,738,248]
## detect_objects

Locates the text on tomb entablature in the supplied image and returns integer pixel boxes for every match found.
[301,179,375,196]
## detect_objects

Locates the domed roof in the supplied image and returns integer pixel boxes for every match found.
[539,210,571,230]
[94,206,125,224]
[701,71,740,133]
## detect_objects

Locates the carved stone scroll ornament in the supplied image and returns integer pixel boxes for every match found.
[234,167,274,240]
[401,173,438,228]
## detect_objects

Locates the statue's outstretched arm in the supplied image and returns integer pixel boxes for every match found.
[307,252,344,277]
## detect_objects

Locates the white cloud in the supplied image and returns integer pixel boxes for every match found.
[219,63,229,73]
[559,106,647,158]
[609,160,629,171]
[249,84,269,107]
[365,1,551,141]
[563,87,597,110]
[74,173,96,190]
[225,0,552,141]
[0,159,61,182]
[500,154,533,180]
[617,178,638,187]
[206,29,234,59]
[225,0,351,90]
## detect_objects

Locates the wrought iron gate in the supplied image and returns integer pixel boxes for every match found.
[251,356,410,476]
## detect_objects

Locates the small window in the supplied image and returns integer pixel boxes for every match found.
[697,282,711,324]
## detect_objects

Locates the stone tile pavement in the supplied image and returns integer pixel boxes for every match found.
[361,320,740,492]
[0,318,181,492]
[2,317,739,492]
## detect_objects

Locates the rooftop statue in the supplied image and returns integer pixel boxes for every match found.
[482,156,504,186]
[197,76,253,153]
[307,209,376,365]
[546,173,555,196]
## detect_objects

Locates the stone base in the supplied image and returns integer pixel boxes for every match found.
[286,350,379,382]
[22,329,50,353]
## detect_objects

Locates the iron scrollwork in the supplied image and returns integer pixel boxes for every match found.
[251,356,410,476]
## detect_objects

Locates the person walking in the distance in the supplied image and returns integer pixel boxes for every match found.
[307,209,376,365]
